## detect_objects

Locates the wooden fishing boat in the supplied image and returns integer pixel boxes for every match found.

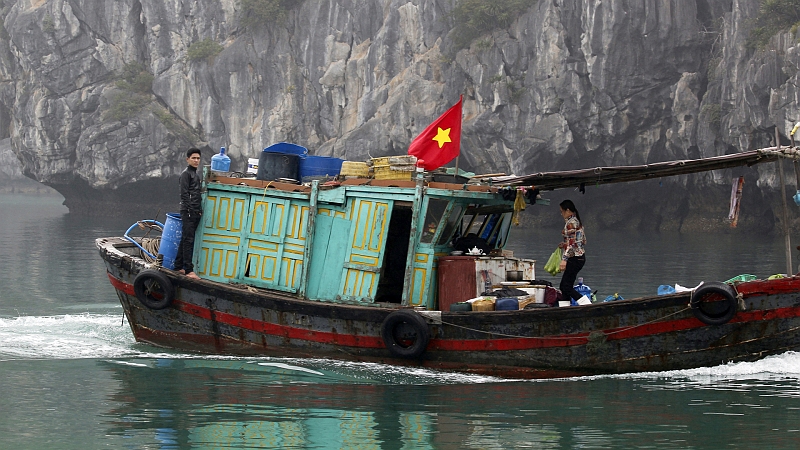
[97,147,800,378]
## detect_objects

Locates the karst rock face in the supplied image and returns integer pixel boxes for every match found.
[1,0,798,231]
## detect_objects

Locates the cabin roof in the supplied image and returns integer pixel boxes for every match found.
[495,147,792,191]
[207,174,515,204]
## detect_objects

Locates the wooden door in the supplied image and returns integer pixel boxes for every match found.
[241,196,309,292]
[195,191,248,282]
[338,197,392,302]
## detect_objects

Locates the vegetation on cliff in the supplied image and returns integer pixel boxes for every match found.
[105,62,153,121]
[747,0,800,48]
[187,38,223,62]
[240,0,305,29]
[450,0,537,50]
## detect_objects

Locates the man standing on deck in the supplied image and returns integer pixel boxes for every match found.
[174,148,202,279]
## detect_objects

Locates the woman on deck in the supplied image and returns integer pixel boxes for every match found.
[558,200,588,305]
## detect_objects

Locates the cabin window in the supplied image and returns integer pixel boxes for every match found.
[421,198,449,243]
[437,204,464,246]
[479,214,501,241]
[486,213,512,248]
[464,213,490,237]
[493,212,512,248]
[460,211,512,250]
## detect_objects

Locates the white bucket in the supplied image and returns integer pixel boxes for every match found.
[520,286,546,303]
[247,158,259,174]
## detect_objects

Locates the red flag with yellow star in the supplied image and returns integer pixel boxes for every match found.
[408,96,462,170]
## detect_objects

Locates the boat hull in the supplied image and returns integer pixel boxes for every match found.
[99,237,800,379]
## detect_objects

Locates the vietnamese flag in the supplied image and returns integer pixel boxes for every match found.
[408,96,462,170]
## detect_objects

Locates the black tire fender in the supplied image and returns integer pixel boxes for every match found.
[381,310,431,359]
[690,281,738,325]
[133,269,175,310]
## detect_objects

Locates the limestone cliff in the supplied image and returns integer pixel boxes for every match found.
[1,0,799,232]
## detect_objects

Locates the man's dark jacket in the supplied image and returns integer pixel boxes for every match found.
[179,165,202,216]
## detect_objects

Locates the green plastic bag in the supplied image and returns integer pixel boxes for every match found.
[544,247,562,275]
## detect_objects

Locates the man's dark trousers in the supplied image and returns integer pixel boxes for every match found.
[174,211,201,273]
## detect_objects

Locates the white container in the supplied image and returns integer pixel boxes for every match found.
[247,158,259,174]
[558,301,571,307]
[577,297,592,306]
[473,257,536,297]
[520,286,545,303]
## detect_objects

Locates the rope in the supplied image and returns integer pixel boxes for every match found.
[260,181,274,203]
[439,305,693,341]
[136,221,163,263]
[140,237,161,263]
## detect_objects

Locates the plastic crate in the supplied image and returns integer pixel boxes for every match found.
[340,161,370,177]
[373,165,413,180]
[369,155,417,166]
[370,156,416,180]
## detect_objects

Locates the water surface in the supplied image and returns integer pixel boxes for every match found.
[1,193,799,449]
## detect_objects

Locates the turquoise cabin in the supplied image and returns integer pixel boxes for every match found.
[193,170,529,310]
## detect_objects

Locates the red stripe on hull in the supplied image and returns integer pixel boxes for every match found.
[107,272,800,353]
[108,272,135,295]
[130,326,589,379]
[173,301,385,348]
[109,272,384,349]
[428,304,800,352]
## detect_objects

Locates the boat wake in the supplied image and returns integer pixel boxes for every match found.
[2,313,798,384]
[562,351,800,385]
[0,314,499,384]
[0,313,142,360]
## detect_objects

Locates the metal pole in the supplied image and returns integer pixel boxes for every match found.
[794,159,800,189]
[298,179,319,298]
[402,166,425,306]
[776,127,793,274]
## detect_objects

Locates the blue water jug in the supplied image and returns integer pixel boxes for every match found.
[574,277,592,298]
[211,147,231,172]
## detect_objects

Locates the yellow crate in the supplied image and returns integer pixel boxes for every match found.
[369,155,417,167]
[370,157,391,167]
[373,165,413,180]
[340,161,370,177]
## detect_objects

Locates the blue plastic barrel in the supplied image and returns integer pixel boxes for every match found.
[299,156,344,181]
[158,213,182,269]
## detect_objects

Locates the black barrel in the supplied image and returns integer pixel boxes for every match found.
[256,152,300,181]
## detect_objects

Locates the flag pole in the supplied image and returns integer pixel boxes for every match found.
[454,156,459,181]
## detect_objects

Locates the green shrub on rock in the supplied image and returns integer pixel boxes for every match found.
[187,38,223,61]
[106,91,150,122]
[747,0,800,49]
[240,0,305,29]
[450,0,537,50]
[116,62,153,94]
[105,62,153,121]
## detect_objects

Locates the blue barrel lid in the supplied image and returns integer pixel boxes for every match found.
[263,142,308,156]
